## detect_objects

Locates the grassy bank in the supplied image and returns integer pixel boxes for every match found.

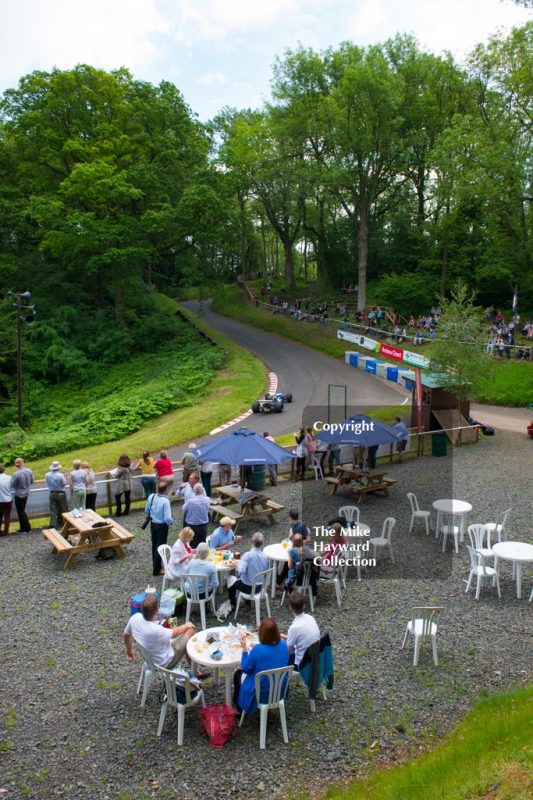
[24,302,266,478]
[325,684,533,800]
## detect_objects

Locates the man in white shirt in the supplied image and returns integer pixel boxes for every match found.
[123,594,210,678]
[175,472,200,504]
[0,465,13,536]
[282,592,320,669]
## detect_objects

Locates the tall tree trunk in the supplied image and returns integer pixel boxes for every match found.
[303,238,308,284]
[357,208,368,311]
[441,203,449,297]
[284,241,295,290]
[239,194,246,278]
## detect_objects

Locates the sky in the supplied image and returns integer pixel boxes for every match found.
[0,0,530,121]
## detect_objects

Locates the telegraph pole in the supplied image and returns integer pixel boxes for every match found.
[7,291,36,427]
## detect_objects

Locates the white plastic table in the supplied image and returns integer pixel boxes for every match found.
[187,626,243,706]
[214,556,237,594]
[492,541,533,599]
[433,499,472,541]
[263,543,290,599]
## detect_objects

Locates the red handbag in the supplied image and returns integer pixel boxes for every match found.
[199,704,237,748]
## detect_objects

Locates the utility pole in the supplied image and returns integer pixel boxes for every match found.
[7,291,36,427]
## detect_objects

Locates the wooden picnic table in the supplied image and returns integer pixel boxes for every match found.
[325,465,397,503]
[42,509,133,569]
[211,485,284,532]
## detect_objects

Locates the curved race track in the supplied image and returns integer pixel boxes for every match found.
[170,300,405,452]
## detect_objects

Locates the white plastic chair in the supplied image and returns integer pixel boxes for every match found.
[158,544,179,595]
[180,574,217,631]
[465,545,501,600]
[401,607,444,666]
[281,560,316,612]
[206,535,212,548]
[467,524,494,564]
[309,455,323,481]
[484,508,511,543]
[156,666,205,745]
[239,665,294,749]
[234,567,272,627]
[440,513,462,554]
[407,493,431,535]
[318,564,343,606]
[369,517,396,563]
[135,641,159,708]
[339,506,360,525]
[291,638,328,711]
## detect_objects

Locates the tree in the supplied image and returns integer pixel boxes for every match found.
[425,282,494,423]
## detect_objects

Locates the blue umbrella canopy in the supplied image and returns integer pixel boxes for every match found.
[192,427,294,466]
[313,414,404,446]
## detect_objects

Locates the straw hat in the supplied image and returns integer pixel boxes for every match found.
[49,461,62,471]
[220,517,235,527]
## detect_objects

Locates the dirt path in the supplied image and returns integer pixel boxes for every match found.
[470,403,531,433]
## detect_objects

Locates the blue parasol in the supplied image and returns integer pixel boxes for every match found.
[313,414,403,446]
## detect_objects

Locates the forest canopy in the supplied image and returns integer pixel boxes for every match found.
[1,25,533,427]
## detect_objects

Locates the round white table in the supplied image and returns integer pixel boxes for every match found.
[187,626,244,706]
[263,543,290,599]
[492,541,533,599]
[213,555,237,594]
[433,499,472,541]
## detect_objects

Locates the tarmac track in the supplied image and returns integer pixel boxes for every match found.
[166,300,405,459]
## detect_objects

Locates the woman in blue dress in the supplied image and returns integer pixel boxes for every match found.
[233,618,289,713]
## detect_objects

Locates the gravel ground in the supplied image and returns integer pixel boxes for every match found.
[1,430,532,800]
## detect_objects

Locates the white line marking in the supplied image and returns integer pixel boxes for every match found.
[402,397,409,405]
[210,371,279,435]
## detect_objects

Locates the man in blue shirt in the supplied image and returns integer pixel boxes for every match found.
[146,482,174,576]
[228,532,269,610]
[182,484,211,547]
[45,460,68,529]
[210,517,242,551]
[394,417,408,464]
[185,542,218,599]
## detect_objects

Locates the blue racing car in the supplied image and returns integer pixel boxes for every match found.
[251,391,293,413]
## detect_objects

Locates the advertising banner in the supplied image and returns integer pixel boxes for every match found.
[403,350,430,368]
[379,342,404,362]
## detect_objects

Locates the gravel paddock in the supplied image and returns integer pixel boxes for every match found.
[1,430,532,800]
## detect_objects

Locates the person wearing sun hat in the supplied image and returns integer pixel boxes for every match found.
[45,461,68,528]
[210,517,243,551]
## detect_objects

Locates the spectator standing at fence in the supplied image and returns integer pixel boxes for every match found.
[394,417,408,464]
[199,460,213,497]
[46,461,68,528]
[0,465,13,536]
[154,449,175,493]
[293,428,308,481]
[70,459,88,510]
[82,462,97,511]
[263,433,278,486]
[114,454,133,517]
[11,458,33,533]
[134,451,156,499]
[219,463,232,486]
[181,445,199,483]
[328,443,342,476]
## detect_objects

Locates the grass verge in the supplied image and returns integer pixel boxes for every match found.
[325,684,533,800]
[26,302,266,478]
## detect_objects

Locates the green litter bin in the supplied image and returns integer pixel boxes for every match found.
[432,432,447,457]
[249,464,266,491]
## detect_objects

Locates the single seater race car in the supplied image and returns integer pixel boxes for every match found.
[251,391,293,413]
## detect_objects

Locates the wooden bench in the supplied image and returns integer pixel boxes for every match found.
[325,477,343,495]
[265,500,284,512]
[383,477,398,488]
[209,505,243,524]
[43,528,73,553]
[353,482,390,503]
[101,517,134,544]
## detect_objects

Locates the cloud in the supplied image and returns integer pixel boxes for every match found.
[173,0,299,43]
[0,0,168,93]
[197,71,227,85]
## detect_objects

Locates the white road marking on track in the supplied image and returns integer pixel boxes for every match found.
[210,371,278,435]
[402,397,409,405]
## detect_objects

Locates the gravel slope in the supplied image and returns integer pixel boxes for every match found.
[1,430,532,800]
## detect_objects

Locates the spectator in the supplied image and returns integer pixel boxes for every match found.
[123,594,209,678]
[408,315,415,330]
[306,427,317,469]
[199,459,213,498]
[182,483,211,547]
[114,454,132,517]
[81,462,97,511]
[288,510,311,544]
[0,465,13,536]
[263,432,278,486]
[210,517,242,551]
[154,450,175,494]
[318,523,347,576]
[46,460,68,529]
[287,533,313,583]
[218,463,232,486]
[328,443,342,476]
[70,459,88,510]
[228,532,269,611]
[233,618,289,713]
[185,542,218,598]
[167,527,196,579]
[394,416,408,464]
[281,592,320,670]
[293,428,308,481]
[316,437,328,471]
[11,458,34,533]
[134,451,156,499]
[176,472,201,505]
[146,481,174,576]
[180,444,199,483]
